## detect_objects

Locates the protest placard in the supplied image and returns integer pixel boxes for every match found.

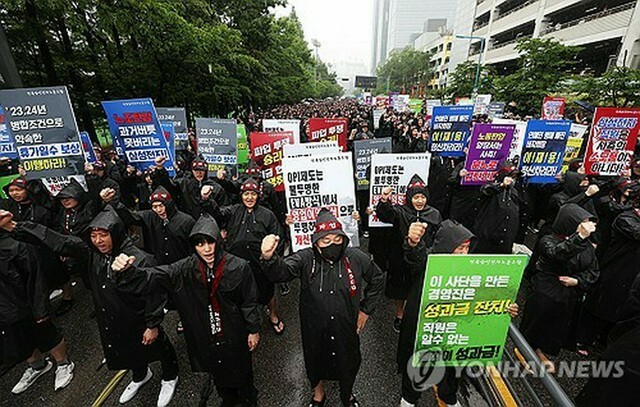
[462,124,515,186]
[195,118,238,176]
[487,102,506,119]
[376,95,389,110]
[519,120,571,183]
[262,119,301,144]
[373,109,384,130]
[102,98,176,177]
[237,124,249,167]
[354,138,392,191]
[0,86,87,194]
[493,118,527,160]
[397,94,410,112]
[409,99,423,114]
[584,107,640,176]
[283,152,359,252]
[541,96,566,120]
[80,131,97,164]
[425,99,442,117]
[283,140,340,158]
[369,153,431,227]
[307,118,348,151]
[430,106,474,157]
[156,107,188,150]
[474,94,492,115]
[250,132,294,192]
[160,122,176,164]
[412,254,526,367]
[0,105,18,159]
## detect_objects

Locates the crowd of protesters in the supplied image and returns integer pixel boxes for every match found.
[0,97,639,407]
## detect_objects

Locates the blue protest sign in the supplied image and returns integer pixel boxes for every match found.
[102,98,175,177]
[160,122,176,165]
[80,131,97,163]
[519,120,571,183]
[430,105,474,157]
[0,105,18,160]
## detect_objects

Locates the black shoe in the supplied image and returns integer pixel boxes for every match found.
[55,299,75,316]
[280,283,291,296]
[393,317,402,333]
[347,395,360,407]
[308,396,326,407]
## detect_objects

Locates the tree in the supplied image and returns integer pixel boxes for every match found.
[493,38,581,115]
[376,47,432,94]
[445,61,494,102]
[571,66,640,108]
[312,59,344,99]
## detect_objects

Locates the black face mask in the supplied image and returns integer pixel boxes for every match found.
[321,243,344,262]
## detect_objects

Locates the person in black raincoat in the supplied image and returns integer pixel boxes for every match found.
[111,214,261,407]
[173,158,228,220]
[473,164,521,254]
[447,161,480,231]
[203,177,286,335]
[4,207,179,406]
[0,211,74,395]
[376,174,442,332]
[260,208,385,407]
[578,204,640,351]
[519,203,600,371]
[428,156,456,218]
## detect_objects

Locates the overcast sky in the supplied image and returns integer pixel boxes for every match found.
[275,0,373,72]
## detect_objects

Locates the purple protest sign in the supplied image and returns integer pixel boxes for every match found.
[462,123,515,185]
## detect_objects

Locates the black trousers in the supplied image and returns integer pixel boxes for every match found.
[401,366,458,405]
[216,381,258,407]
[132,334,178,382]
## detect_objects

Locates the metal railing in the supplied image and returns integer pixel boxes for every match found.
[540,1,636,35]
[490,34,532,50]
[494,0,539,21]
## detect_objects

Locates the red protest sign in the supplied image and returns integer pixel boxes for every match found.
[541,96,566,120]
[307,118,348,151]
[250,131,294,192]
[584,107,640,176]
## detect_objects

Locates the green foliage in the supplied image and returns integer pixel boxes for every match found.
[445,61,494,102]
[376,47,432,94]
[0,0,341,134]
[571,66,640,108]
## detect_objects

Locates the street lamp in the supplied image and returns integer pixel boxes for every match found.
[311,39,321,94]
[455,34,486,97]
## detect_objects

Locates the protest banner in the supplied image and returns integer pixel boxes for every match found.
[369,153,431,227]
[519,120,571,183]
[373,109,384,130]
[195,118,238,176]
[160,122,176,164]
[388,92,399,109]
[363,92,373,106]
[455,97,474,106]
[283,140,339,158]
[397,94,410,112]
[307,118,348,151]
[412,254,526,367]
[560,123,589,173]
[0,105,18,160]
[409,99,423,114]
[102,98,176,177]
[541,96,566,120]
[283,152,359,252]
[425,99,442,117]
[376,95,389,110]
[80,131,97,164]
[487,102,506,119]
[237,124,249,170]
[462,124,515,186]
[156,107,188,150]
[0,86,87,194]
[493,118,527,160]
[262,119,301,144]
[250,131,294,192]
[473,94,492,115]
[429,105,474,157]
[584,107,640,176]
[354,138,392,191]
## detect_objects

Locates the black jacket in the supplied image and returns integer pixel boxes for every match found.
[473,181,520,253]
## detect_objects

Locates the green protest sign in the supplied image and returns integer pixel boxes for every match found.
[0,174,20,199]
[237,124,249,167]
[409,99,423,114]
[413,254,527,367]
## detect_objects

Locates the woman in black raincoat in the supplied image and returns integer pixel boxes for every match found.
[520,203,600,371]
[260,208,385,407]
[447,161,480,231]
[112,214,261,407]
[376,174,442,331]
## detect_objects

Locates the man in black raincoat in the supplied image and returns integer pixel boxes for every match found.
[173,158,228,220]
[376,174,442,332]
[3,208,179,406]
[520,203,600,371]
[203,177,286,335]
[111,214,261,407]
[447,161,480,231]
[260,208,385,407]
[0,211,74,395]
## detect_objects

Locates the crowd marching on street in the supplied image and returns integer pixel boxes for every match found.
[1,95,640,407]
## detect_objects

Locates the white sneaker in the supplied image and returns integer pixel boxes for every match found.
[119,368,152,404]
[54,362,75,391]
[157,376,178,407]
[49,289,63,301]
[400,398,415,407]
[447,402,461,407]
[11,361,53,394]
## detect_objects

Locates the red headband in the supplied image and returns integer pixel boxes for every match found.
[9,178,27,189]
[150,191,172,202]
[192,161,207,171]
[315,220,342,233]
[409,181,426,189]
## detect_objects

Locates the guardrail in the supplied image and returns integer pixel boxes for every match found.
[494,0,539,21]
[540,1,636,35]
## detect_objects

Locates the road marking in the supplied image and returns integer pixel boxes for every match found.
[92,369,128,407]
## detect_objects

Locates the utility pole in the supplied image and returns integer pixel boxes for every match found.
[311,39,321,95]
[455,34,486,97]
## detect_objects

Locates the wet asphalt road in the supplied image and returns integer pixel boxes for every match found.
[0,236,593,407]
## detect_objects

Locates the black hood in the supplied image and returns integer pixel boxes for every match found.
[406,174,430,208]
[2,177,33,204]
[431,219,476,254]
[552,203,597,236]
[57,178,87,201]
[189,214,223,264]
[311,208,349,245]
[149,186,176,217]
[87,206,127,253]
[563,172,587,196]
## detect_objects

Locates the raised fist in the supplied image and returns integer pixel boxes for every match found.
[112,254,136,272]
[201,185,214,200]
[261,235,280,260]
[407,222,428,246]
[100,188,116,203]
[381,187,393,202]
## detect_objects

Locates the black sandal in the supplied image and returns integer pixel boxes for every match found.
[270,319,285,335]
